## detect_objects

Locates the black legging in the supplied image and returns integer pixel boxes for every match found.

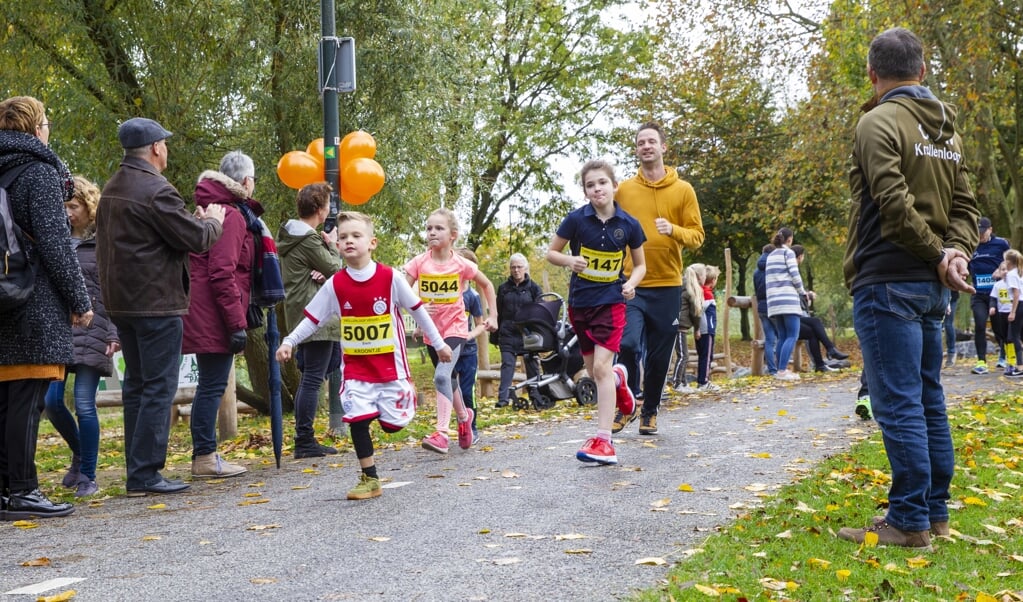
[971,294,992,361]
[798,316,835,367]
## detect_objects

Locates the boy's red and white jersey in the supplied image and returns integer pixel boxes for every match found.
[302,262,418,383]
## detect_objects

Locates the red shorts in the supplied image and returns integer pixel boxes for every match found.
[568,303,626,355]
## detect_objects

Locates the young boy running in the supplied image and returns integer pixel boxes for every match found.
[277,211,452,500]
[546,159,647,464]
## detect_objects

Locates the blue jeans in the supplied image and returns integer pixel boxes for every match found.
[943,296,957,355]
[113,316,183,489]
[44,366,102,480]
[189,353,235,457]
[293,340,337,441]
[854,281,952,532]
[759,313,778,374]
[771,314,801,373]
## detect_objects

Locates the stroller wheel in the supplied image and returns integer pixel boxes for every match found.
[574,377,597,406]
[531,392,555,410]
[511,395,529,411]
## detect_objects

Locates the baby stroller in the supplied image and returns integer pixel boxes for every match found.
[509,293,597,410]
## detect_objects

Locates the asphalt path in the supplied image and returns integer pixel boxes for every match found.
[0,368,995,601]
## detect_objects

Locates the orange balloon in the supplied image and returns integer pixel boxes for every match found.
[340,130,376,165]
[276,151,323,190]
[340,179,371,206]
[342,157,385,202]
[306,138,325,168]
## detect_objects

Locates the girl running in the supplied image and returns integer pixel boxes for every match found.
[404,208,498,453]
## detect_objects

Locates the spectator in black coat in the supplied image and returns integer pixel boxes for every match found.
[0,96,92,520]
[494,254,542,407]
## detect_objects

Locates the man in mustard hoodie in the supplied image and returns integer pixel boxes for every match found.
[613,122,704,435]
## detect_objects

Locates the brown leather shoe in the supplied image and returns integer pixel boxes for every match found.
[838,518,932,550]
[638,414,658,435]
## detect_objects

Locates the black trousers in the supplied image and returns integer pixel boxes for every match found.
[0,378,50,492]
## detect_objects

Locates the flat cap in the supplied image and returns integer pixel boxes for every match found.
[117,117,173,149]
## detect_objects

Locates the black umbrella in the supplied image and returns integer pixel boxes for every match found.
[264,308,284,468]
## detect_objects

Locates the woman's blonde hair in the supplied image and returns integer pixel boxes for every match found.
[0,96,45,135]
[69,176,101,223]
[683,263,706,317]
[1004,249,1023,275]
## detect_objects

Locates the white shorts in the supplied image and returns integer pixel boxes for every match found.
[340,378,417,431]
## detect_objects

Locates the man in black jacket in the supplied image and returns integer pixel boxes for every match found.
[96,118,224,497]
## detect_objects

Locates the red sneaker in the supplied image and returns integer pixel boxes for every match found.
[576,437,618,465]
[421,431,449,454]
[457,408,475,450]
[612,364,635,416]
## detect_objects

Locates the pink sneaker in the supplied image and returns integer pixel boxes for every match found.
[457,408,475,450]
[422,431,449,454]
[612,364,635,416]
[576,437,618,465]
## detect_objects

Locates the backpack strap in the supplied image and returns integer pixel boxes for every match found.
[0,161,37,190]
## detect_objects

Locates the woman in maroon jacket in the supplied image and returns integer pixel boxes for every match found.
[182,151,260,479]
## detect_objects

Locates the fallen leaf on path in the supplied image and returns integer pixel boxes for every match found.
[650,498,671,508]
[634,557,666,566]
[146,503,166,510]
[301,468,319,474]
[238,499,270,506]
[501,470,519,478]
[290,485,309,490]
[555,533,588,540]
[250,578,277,585]
[678,483,693,492]
[564,549,592,554]
[20,557,50,567]
[142,535,161,541]
[243,492,262,498]
[246,524,280,531]
[368,536,390,542]
[248,481,265,487]
[493,558,521,565]
[12,520,38,529]
[478,529,491,534]
[38,590,76,602]
[504,533,529,538]
[749,452,772,459]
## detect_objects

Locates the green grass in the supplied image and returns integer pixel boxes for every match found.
[630,390,1023,601]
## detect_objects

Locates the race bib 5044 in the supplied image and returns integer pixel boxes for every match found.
[419,273,460,304]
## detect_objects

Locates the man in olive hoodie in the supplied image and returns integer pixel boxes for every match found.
[838,28,978,550]
[614,122,704,435]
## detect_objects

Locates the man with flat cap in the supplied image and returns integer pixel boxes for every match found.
[96,117,225,496]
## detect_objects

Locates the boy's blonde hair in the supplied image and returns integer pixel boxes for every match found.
[337,210,375,236]
[704,265,721,284]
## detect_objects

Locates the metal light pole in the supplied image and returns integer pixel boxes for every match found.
[319,0,341,233]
